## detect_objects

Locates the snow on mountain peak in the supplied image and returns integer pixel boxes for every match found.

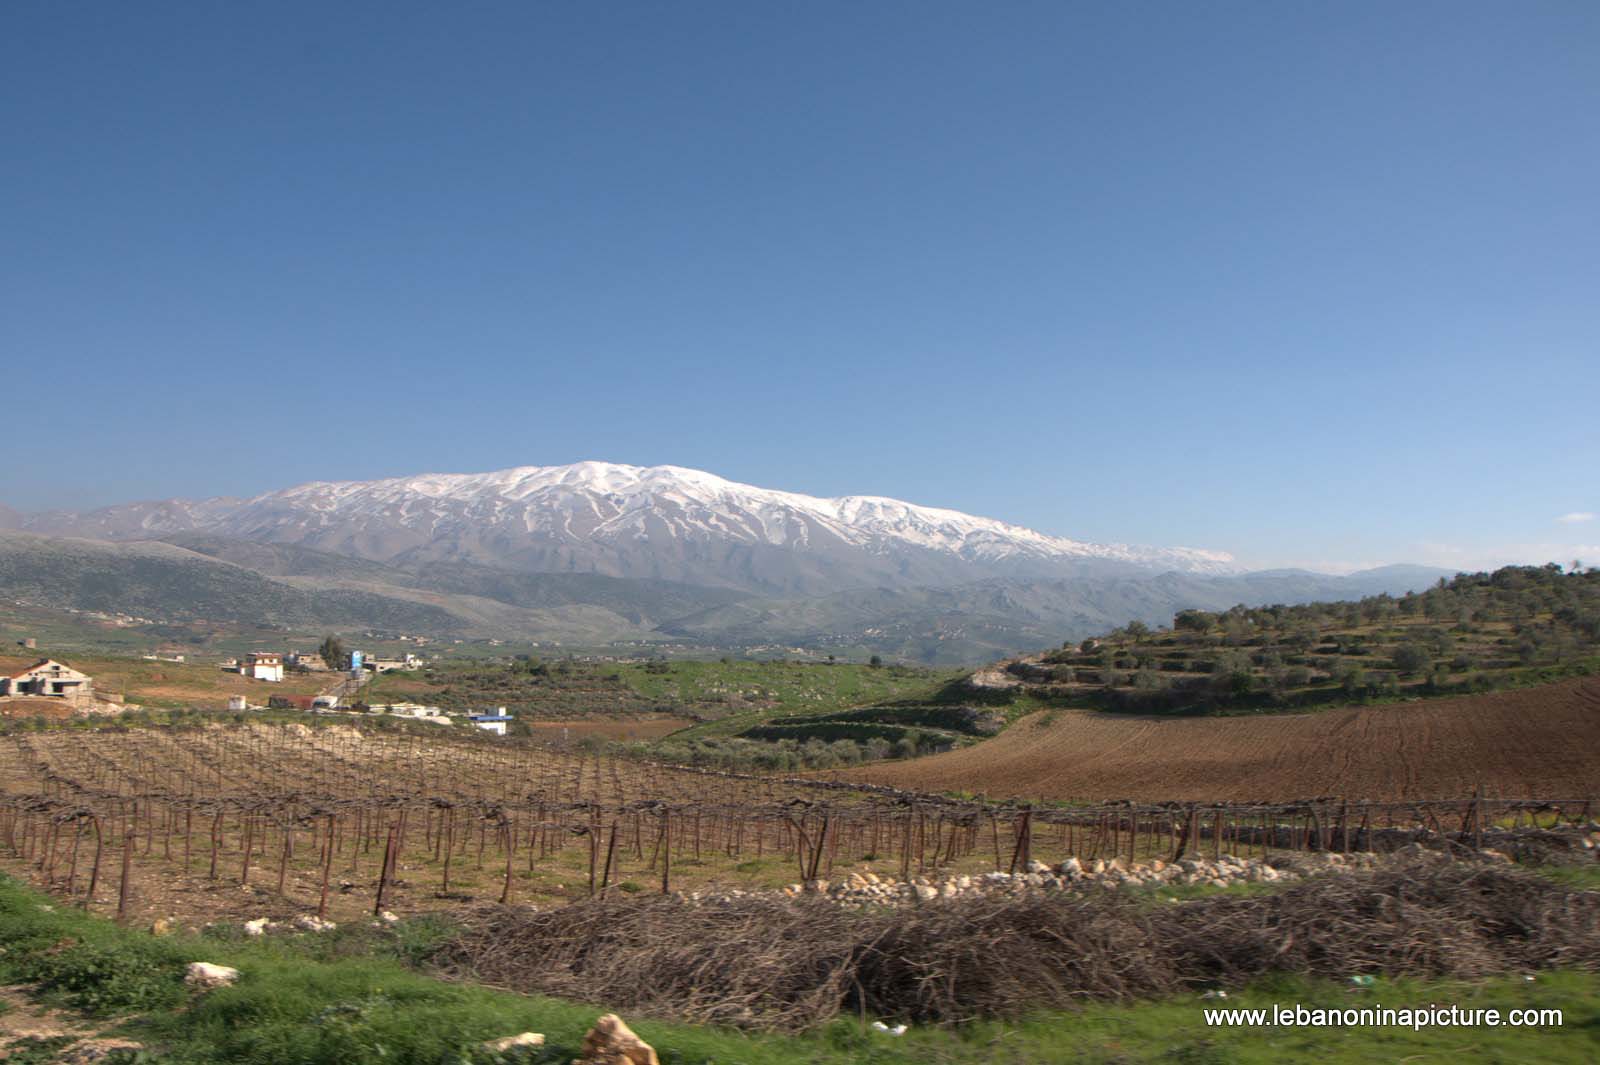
[246,461,1236,574]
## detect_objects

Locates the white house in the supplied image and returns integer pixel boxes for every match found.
[242,652,284,683]
[1,659,95,701]
[469,709,513,736]
[374,702,451,725]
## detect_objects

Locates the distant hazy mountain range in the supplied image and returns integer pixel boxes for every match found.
[0,462,1450,662]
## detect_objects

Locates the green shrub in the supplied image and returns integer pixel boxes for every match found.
[24,938,187,1015]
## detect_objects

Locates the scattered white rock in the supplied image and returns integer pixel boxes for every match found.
[657,846,1497,911]
[61,1038,145,1063]
[482,1032,545,1053]
[185,962,240,989]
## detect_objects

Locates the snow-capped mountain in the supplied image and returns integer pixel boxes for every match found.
[7,462,1236,595]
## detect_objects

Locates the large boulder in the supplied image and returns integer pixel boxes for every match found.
[575,1013,659,1065]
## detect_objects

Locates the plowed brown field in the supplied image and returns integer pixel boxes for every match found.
[844,678,1600,801]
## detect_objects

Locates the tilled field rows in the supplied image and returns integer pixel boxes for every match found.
[848,677,1600,801]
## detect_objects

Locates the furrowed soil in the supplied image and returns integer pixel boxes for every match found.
[844,677,1600,801]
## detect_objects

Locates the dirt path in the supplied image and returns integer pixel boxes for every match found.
[0,983,141,1062]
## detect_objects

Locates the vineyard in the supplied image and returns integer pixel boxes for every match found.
[2,720,1594,930]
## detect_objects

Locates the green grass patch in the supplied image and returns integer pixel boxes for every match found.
[3,874,1596,1064]
[1528,864,1600,891]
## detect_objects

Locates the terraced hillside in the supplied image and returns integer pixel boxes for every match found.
[1000,564,1600,716]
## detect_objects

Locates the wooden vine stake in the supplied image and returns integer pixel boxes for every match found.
[318,816,335,919]
[116,829,135,922]
[373,822,399,917]
[500,818,517,905]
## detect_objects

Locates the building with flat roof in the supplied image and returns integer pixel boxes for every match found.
[242,652,284,682]
[468,710,513,736]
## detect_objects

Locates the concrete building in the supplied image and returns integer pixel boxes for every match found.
[1,659,95,701]
[366,652,425,673]
[242,652,284,683]
[468,710,513,736]
[374,702,451,724]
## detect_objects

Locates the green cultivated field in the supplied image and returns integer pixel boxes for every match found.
[366,657,955,719]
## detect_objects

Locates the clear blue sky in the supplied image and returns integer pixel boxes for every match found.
[5,2,1596,572]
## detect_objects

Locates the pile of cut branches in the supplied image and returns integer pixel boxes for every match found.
[433,863,1600,1031]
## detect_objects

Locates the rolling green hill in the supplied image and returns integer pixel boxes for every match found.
[659,567,1454,663]
[0,531,466,634]
[0,527,1456,664]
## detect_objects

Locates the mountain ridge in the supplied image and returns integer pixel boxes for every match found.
[1,463,1459,662]
[0,528,1452,664]
[2,461,1237,596]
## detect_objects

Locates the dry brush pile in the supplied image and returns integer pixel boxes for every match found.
[434,862,1600,1031]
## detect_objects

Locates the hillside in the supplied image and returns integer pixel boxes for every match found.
[4,461,1237,596]
[660,568,1458,663]
[826,564,1600,800]
[165,537,750,624]
[0,532,466,635]
[982,564,1600,715]
[365,657,952,726]
[2,463,1472,662]
[843,677,1600,801]
[0,532,681,648]
[0,652,328,711]
[625,567,1600,776]
[0,531,1449,663]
